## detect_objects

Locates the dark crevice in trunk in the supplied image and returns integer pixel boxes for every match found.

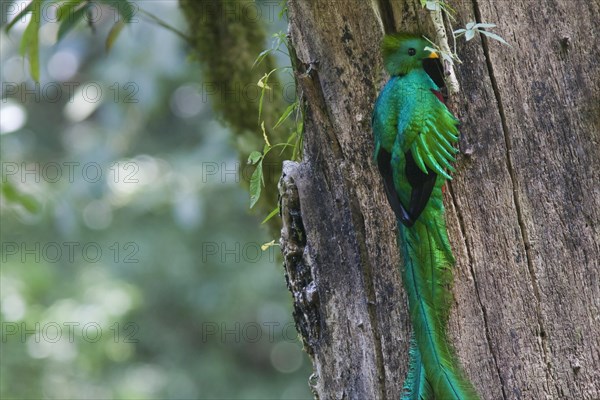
[447,182,508,400]
[471,0,555,392]
[376,0,397,33]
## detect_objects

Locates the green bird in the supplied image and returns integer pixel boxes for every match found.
[372,33,480,400]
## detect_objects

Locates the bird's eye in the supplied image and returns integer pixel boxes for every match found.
[408,48,416,56]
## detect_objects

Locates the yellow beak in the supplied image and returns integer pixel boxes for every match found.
[427,51,439,59]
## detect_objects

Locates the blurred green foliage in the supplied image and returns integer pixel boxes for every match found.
[0,1,311,398]
[181,0,300,228]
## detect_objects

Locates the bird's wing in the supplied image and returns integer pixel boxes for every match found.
[408,90,460,180]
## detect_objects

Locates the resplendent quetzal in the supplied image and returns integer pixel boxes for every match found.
[372,33,480,400]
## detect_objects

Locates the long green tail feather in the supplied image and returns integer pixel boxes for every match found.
[398,219,479,400]
[402,337,433,400]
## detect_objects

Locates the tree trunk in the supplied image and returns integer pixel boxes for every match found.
[279,1,600,399]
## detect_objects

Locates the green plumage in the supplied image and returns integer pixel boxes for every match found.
[372,33,479,400]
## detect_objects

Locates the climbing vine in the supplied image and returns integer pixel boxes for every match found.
[248,22,304,226]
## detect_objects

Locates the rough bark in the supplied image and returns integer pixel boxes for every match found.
[279,0,600,399]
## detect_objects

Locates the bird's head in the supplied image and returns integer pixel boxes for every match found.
[381,33,439,76]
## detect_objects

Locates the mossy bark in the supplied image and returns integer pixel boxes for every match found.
[180,0,294,230]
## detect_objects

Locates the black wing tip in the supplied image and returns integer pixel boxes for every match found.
[377,149,420,227]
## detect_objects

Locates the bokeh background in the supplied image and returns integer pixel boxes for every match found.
[1,1,312,398]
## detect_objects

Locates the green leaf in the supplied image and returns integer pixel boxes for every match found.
[257,74,269,123]
[57,2,90,41]
[256,68,281,124]
[465,29,475,41]
[105,19,126,52]
[96,0,135,23]
[278,4,287,19]
[441,51,454,64]
[280,131,296,156]
[5,1,34,33]
[479,30,510,46]
[466,21,476,30]
[453,28,466,34]
[261,206,280,224]
[260,239,279,251]
[252,49,271,69]
[20,0,41,82]
[19,195,40,213]
[285,130,297,145]
[247,151,262,165]
[1,182,40,214]
[474,23,496,29]
[273,102,296,129]
[249,162,263,209]
[2,181,21,204]
[57,1,84,21]
[261,121,271,148]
